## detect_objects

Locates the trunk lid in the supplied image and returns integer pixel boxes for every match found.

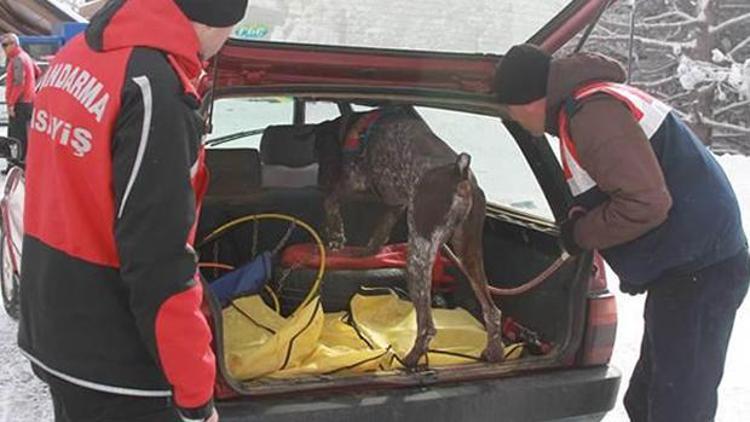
[208,0,612,95]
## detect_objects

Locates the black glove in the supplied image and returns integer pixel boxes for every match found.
[619,280,647,296]
[559,207,586,256]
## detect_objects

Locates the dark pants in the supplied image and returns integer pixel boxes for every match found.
[624,248,750,422]
[35,367,180,422]
[7,102,32,159]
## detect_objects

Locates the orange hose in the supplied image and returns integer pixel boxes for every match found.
[441,245,570,296]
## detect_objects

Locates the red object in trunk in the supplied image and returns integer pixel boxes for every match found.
[280,243,457,289]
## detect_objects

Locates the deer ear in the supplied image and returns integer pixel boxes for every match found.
[456,153,471,179]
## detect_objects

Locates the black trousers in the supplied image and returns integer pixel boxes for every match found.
[7,102,32,158]
[624,248,750,422]
[35,367,181,422]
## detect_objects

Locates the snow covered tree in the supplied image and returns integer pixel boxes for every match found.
[584,0,750,155]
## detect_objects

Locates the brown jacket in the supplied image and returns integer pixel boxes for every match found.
[545,53,673,250]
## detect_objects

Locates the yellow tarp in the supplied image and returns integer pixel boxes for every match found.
[223,292,523,381]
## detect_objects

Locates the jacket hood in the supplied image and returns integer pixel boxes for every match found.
[85,0,203,81]
[545,52,627,135]
[6,45,21,59]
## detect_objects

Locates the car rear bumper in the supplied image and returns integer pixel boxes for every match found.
[217,365,621,422]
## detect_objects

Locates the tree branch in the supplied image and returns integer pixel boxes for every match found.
[588,35,696,51]
[710,13,750,34]
[633,75,679,88]
[638,61,678,76]
[729,35,750,59]
[700,118,750,135]
[713,100,750,117]
[698,0,715,21]
[642,10,697,24]
[708,136,750,155]
[601,18,701,31]
[662,91,696,103]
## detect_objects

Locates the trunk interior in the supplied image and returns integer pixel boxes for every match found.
[195,95,591,399]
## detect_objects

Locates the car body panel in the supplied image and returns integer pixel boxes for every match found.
[217,366,621,422]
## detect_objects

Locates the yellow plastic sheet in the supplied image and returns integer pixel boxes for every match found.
[351,292,487,368]
[223,292,523,381]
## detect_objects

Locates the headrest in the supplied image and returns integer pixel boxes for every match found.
[205,148,262,197]
[259,125,318,168]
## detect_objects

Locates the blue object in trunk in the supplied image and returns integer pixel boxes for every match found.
[209,252,273,307]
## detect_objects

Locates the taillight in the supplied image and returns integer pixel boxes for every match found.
[578,252,617,366]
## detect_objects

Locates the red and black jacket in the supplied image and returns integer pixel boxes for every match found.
[19,0,215,419]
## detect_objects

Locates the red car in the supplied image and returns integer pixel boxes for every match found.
[198,1,620,421]
[1,1,620,420]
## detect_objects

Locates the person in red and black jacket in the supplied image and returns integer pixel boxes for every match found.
[18,1,246,421]
[2,33,41,165]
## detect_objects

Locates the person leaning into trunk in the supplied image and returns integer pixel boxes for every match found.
[2,33,40,169]
[494,44,749,422]
[19,0,246,421]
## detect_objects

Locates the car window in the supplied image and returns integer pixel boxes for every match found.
[415,106,554,220]
[306,101,341,124]
[209,97,553,220]
[232,1,573,54]
[209,97,294,148]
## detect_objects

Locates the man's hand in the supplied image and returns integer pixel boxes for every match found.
[559,206,587,256]
[7,106,14,119]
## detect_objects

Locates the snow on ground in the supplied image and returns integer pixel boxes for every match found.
[1,154,749,421]
[0,314,52,422]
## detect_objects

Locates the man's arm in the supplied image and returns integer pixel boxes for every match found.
[112,50,215,421]
[567,97,673,250]
[7,57,24,106]
[5,56,24,117]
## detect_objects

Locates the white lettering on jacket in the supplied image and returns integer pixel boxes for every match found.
[31,108,93,158]
[37,62,111,123]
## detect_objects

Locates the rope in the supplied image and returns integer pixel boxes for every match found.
[441,245,570,296]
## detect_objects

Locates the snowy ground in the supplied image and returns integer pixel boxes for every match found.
[1,154,749,421]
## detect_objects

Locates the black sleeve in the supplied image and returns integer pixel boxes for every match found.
[112,48,215,417]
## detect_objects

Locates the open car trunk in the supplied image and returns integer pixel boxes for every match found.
[194,97,596,400]
[196,177,591,399]
[195,0,615,401]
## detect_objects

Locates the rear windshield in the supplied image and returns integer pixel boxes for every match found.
[208,97,555,220]
[232,0,573,53]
